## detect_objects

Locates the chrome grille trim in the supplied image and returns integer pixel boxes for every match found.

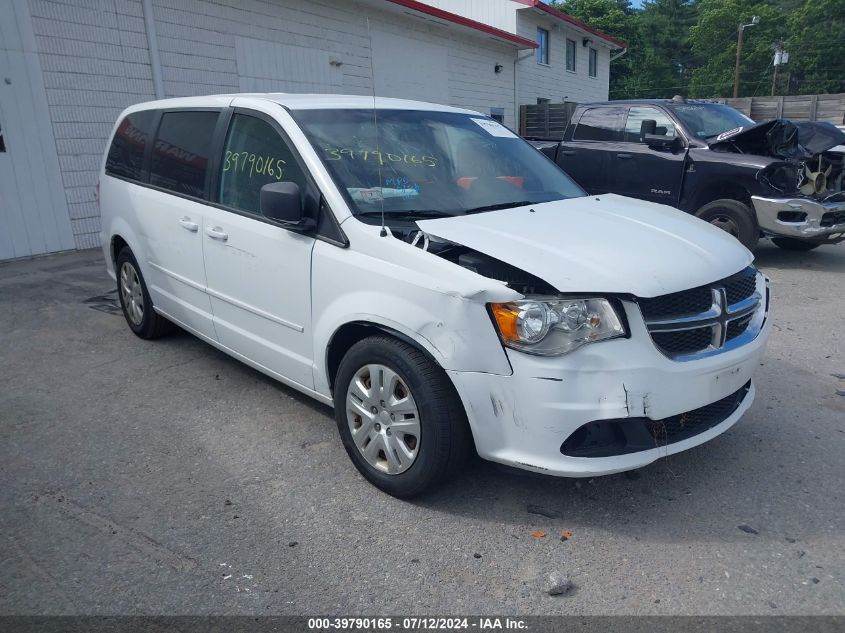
[641,271,769,361]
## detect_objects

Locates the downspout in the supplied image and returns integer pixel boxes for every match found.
[141,0,165,99]
[513,50,534,132]
[610,47,628,62]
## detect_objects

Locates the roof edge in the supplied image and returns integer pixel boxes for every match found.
[384,0,538,49]
[516,0,627,49]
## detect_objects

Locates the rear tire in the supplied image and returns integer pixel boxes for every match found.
[771,237,822,252]
[333,335,471,498]
[695,199,759,251]
[115,246,172,339]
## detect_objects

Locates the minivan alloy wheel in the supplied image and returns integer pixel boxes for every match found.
[119,261,144,325]
[346,363,421,475]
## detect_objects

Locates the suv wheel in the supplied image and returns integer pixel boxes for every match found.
[771,237,821,252]
[695,199,759,251]
[115,246,172,339]
[333,335,470,498]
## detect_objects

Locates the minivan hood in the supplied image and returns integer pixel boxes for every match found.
[416,194,752,298]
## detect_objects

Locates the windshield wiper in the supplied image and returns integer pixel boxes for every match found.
[356,210,454,219]
[464,200,533,214]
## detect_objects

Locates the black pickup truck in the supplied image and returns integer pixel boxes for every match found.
[530,98,845,251]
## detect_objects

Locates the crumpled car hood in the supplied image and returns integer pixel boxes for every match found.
[709,119,845,159]
[416,194,752,298]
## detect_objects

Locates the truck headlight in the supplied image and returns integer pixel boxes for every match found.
[490,298,626,356]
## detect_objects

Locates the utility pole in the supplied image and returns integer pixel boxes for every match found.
[733,16,760,98]
[771,44,788,96]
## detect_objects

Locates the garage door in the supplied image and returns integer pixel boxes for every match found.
[0,0,75,261]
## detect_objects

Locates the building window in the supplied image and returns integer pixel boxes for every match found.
[536,28,549,65]
[566,39,577,72]
[489,108,505,124]
[589,48,598,78]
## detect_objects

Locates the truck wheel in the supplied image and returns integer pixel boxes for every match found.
[695,200,759,251]
[771,237,821,252]
[116,247,172,339]
[333,335,470,498]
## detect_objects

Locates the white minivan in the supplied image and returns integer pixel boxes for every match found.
[100,94,771,497]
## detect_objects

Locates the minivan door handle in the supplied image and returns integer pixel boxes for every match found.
[616,153,633,159]
[205,226,229,241]
[178,217,199,232]
[559,149,576,156]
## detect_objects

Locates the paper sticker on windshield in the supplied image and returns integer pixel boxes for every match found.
[471,118,518,138]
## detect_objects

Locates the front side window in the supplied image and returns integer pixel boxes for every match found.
[624,107,677,142]
[566,39,576,72]
[291,108,584,221]
[218,114,305,214]
[589,48,598,78]
[150,111,218,198]
[537,28,549,64]
[106,110,155,181]
[573,107,625,142]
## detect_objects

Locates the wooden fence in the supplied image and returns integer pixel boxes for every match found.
[715,94,845,124]
[519,103,577,138]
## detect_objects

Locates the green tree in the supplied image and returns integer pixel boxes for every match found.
[688,0,783,98]
[626,0,698,98]
[782,0,845,94]
[555,0,845,100]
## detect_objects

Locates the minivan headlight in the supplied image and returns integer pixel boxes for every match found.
[490,298,626,356]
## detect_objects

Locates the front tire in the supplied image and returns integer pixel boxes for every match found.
[115,246,172,339]
[695,199,759,251]
[771,237,822,252]
[333,335,470,498]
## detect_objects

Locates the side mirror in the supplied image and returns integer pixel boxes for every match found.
[259,182,315,232]
[639,119,657,140]
[643,134,680,151]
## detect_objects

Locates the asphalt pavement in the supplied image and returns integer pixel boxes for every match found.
[1,242,843,615]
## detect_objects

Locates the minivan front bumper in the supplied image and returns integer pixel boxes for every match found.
[752,195,845,243]
[447,301,771,477]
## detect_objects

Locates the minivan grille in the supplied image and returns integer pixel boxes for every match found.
[639,267,766,361]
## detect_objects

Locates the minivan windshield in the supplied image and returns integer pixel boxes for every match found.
[667,103,755,140]
[292,109,584,218]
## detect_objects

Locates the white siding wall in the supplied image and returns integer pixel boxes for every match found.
[28,0,156,250]
[24,0,519,253]
[516,9,610,106]
[420,0,517,33]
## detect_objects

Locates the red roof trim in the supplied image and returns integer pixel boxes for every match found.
[522,0,627,49]
[383,0,538,49]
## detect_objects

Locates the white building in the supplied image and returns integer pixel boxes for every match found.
[0,0,625,260]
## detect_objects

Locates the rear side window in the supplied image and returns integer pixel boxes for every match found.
[105,110,155,180]
[573,107,625,142]
[218,114,306,214]
[150,111,219,198]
